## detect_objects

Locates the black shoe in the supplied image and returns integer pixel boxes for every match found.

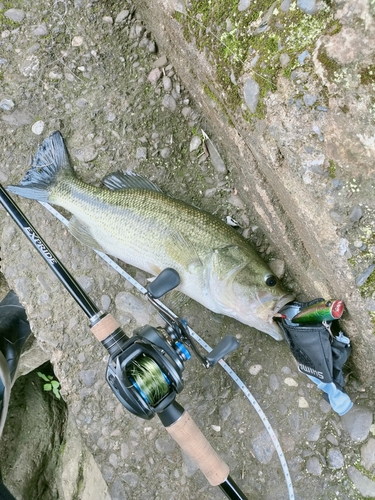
[0,291,31,436]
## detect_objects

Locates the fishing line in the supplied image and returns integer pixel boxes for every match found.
[40,201,295,500]
[127,355,171,406]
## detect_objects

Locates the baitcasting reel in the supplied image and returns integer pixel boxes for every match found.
[105,268,239,420]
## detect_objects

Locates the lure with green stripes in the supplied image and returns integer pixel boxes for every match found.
[291,299,344,324]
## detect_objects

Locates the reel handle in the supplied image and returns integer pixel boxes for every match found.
[147,267,180,299]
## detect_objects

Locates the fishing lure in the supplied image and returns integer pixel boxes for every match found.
[291,299,344,324]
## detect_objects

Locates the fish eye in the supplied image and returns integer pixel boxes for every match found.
[265,274,277,287]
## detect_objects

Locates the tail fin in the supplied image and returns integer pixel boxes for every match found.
[7,131,74,202]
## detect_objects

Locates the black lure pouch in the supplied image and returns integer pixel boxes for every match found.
[276,300,353,415]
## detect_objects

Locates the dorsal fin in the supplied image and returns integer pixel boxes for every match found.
[102,171,162,192]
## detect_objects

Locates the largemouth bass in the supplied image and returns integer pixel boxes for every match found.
[7,131,294,340]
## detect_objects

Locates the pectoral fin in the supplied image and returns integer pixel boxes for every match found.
[69,216,105,251]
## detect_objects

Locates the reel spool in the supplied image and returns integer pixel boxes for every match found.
[105,329,188,420]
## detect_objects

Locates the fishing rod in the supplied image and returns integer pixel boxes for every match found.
[0,184,248,499]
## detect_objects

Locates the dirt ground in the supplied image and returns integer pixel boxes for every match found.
[1,1,375,499]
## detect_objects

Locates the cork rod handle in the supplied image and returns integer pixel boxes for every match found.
[165,410,230,486]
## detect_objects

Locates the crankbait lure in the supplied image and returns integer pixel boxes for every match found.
[291,299,344,324]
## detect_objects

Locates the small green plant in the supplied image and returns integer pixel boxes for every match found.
[37,371,61,399]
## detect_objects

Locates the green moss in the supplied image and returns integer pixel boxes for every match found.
[328,159,336,179]
[176,0,341,120]
[360,65,375,85]
[316,47,341,81]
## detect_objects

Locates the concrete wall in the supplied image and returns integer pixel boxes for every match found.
[133,0,375,383]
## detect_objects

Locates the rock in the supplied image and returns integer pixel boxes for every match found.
[269,374,279,391]
[327,447,344,469]
[160,147,171,158]
[0,99,15,111]
[155,437,176,453]
[115,291,152,325]
[306,456,322,475]
[298,50,310,65]
[4,8,25,22]
[280,53,290,68]
[153,55,167,68]
[349,204,363,222]
[205,140,227,173]
[356,264,375,287]
[31,120,45,135]
[1,110,32,126]
[297,0,316,15]
[251,429,275,464]
[219,404,232,421]
[347,467,375,498]
[72,144,98,162]
[189,135,201,152]
[281,0,292,11]
[238,0,251,11]
[162,76,172,91]
[147,67,161,84]
[243,77,260,113]
[32,24,48,36]
[136,147,147,159]
[269,259,285,278]
[79,369,97,387]
[303,94,317,107]
[162,94,176,111]
[19,55,40,77]
[72,36,84,47]
[115,10,129,23]
[306,424,321,442]
[341,404,373,442]
[361,438,375,470]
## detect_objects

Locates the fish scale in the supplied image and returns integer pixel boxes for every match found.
[7,131,295,340]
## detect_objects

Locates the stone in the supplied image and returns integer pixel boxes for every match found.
[356,264,375,287]
[147,67,161,84]
[251,429,275,464]
[243,77,260,113]
[303,94,317,107]
[162,94,176,111]
[341,404,373,442]
[31,120,45,135]
[115,10,129,23]
[327,447,344,469]
[79,369,97,387]
[361,438,375,470]
[306,456,322,475]
[72,145,98,163]
[72,36,84,47]
[153,55,167,68]
[238,0,251,11]
[280,53,290,68]
[349,204,363,222]
[297,0,316,15]
[189,135,201,152]
[136,147,147,159]
[347,467,375,498]
[4,9,25,22]
[0,99,15,111]
[306,424,321,442]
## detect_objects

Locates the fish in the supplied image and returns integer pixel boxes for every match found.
[291,299,344,324]
[7,131,295,340]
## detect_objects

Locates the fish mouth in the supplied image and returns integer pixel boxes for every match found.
[254,292,295,341]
